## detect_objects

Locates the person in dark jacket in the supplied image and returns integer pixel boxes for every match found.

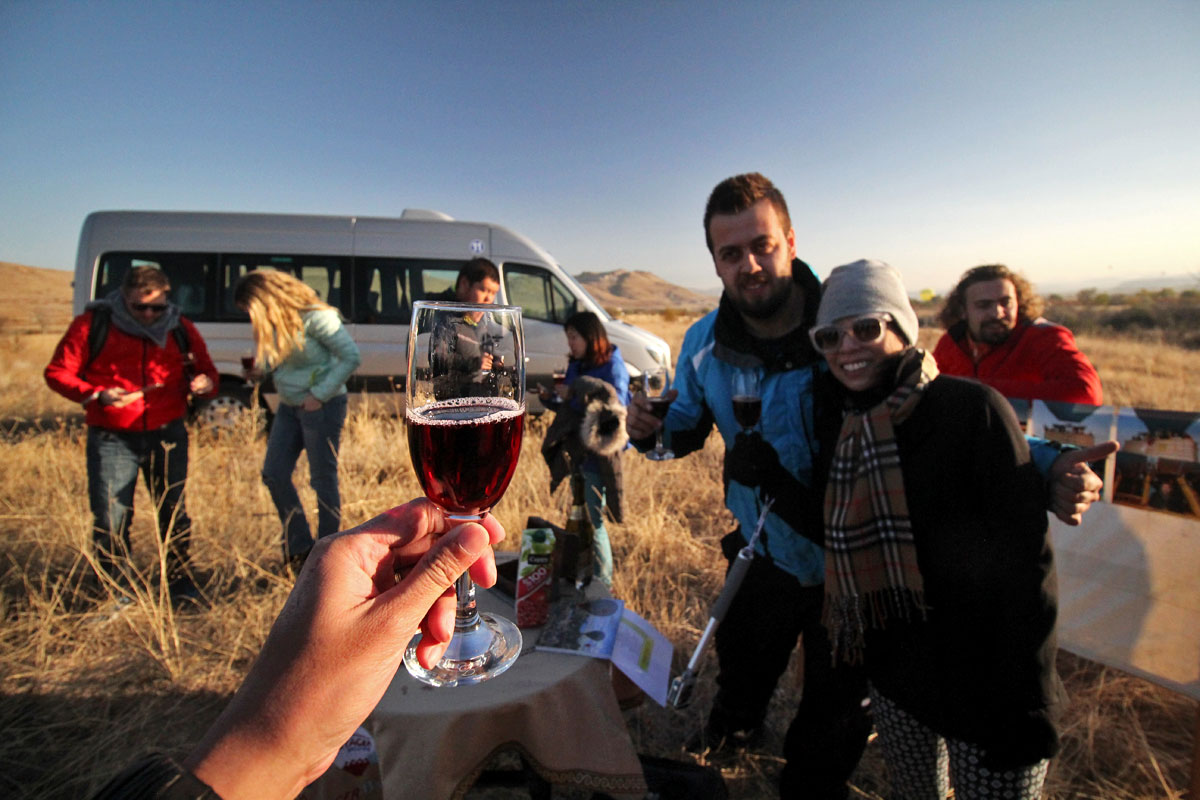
[539,310,630,586]
[813,259,1066,798]
[428,258,505,386]
[45,266,218,604]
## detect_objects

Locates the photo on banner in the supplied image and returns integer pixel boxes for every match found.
[1029,400,1117,497]
[1110,407,1200,519]
[1040,401,1200,699]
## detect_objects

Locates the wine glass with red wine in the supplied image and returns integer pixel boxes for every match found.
[402,300,525,687]
[645,366,675,461]
[731,371,762,433]
[241,350,256,387]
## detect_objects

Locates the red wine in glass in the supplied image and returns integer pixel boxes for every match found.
[241,355,255,370]
[647,396,672,419]
[407,397,524,518]
[404,299,526,688]
[732,395,762,429]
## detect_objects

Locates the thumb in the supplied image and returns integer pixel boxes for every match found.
[389,523,490,627]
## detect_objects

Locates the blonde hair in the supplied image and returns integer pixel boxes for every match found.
[234,270,334,366]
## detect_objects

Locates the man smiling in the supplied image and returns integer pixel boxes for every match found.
[627,174,1115,799]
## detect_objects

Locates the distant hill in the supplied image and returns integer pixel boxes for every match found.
[1038,273,1199,297]
[576,270,717,312]
[0,262,73,334]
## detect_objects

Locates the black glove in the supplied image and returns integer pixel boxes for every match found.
[725,432,824,546]
[724,431,782,489]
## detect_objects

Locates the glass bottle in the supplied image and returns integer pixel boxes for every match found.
[563,472,594,592]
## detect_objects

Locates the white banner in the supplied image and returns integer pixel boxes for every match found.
[1026,400,1200,699]
[1051,504,1200,699]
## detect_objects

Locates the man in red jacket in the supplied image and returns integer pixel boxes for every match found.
[933,264,1103,405]
[45,266,218,604]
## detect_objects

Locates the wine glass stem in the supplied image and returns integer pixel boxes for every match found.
[455,572,481,630]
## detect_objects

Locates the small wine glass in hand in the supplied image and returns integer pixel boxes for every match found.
[241,350,257,386]
[731,371,762,433]
[404,300,525,687]
[644,366,675,461]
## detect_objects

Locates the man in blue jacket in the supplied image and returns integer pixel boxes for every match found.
[627,172,1113,798]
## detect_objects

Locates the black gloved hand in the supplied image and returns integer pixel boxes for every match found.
[724,431,782,489]
[725,432,825,546]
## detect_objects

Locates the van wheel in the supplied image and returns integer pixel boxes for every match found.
[195,384,269,433]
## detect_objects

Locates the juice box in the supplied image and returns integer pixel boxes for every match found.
[516,527,555,627]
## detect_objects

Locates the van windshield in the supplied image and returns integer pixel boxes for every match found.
[503,262,581,324]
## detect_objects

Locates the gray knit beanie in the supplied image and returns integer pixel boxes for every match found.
[815,259,919,345]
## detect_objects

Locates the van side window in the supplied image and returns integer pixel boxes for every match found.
[414,268,461,302]
[221,255,351,319]
[354,258,414,324]
[97,252,214,319]
[504,263,577,324]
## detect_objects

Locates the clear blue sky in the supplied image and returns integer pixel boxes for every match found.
[2,1,1197,294]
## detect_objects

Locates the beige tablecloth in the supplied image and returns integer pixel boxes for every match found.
[305,587,647,800]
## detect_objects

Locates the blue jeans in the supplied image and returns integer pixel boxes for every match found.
[86,419,193,581]
[262,394,347,559]
[581,469,614,587]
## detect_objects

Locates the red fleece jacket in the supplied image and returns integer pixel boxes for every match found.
[932,320,1103,406]
[45,310,218,431]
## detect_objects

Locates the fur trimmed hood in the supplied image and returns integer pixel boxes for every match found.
[540,374,627,523]
[574,375,629,456]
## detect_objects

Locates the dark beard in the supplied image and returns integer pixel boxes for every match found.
[973,322,1012,346]
[729,281,793,320]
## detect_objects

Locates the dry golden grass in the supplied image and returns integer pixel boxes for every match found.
[0,262,73,336]
[1,315,1197,798]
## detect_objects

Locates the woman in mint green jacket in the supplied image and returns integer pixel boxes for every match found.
[236,271,362,571]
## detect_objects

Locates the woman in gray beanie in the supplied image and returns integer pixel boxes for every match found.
[811,259,1063,798]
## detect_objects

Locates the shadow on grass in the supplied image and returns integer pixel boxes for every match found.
[0,687,232,799]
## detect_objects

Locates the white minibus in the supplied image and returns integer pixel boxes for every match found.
[73,210,671,424]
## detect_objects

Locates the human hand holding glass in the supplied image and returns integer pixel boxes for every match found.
[645,366,674,461]
[403,300,525,686]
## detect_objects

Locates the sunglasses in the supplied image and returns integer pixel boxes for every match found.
[809,313,893,352]
[131,302,169,313]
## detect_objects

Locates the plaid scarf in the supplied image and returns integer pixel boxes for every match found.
[823,349,939,663]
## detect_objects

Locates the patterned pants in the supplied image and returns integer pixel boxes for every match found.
[869,686,1050,800]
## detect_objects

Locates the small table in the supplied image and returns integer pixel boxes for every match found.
[304,587,648,800]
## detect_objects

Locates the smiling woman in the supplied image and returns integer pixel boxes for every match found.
[812,259,1062,799]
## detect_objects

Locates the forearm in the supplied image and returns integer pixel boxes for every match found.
[760,473,824,546]
[988,375,1099,406]
[184,709,310,800]
[45,369,96,404]
[310,334,362,401]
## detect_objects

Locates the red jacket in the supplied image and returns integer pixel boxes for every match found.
[45,309,219,431]
[932,319,1103,406]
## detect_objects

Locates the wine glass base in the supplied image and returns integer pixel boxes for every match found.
[403,612,523,688]
[646,448,675,461]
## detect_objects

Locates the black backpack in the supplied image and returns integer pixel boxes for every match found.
[81,305,194,377]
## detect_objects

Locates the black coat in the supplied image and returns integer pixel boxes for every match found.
[832,366,1065,769]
